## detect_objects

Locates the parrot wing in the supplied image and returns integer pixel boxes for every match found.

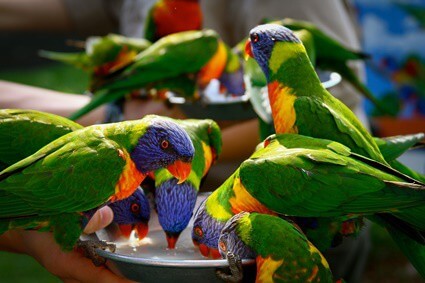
[0,109,82,169]
[0,128,126,218]
[293,95,385,162]
[375,133,425,161]
[240,140,425,217]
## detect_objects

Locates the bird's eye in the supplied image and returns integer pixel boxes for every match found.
[251,33,259,43]
[194,226,203,238]
[219,241,227,252]
[131,203,140,214]
[161,139,169,149]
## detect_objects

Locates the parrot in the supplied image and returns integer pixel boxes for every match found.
[143,0,244,97]
[216,212,335,283]
[68,29,221,120]
[144,0,202,43]
[150,118,222,249]
[192,133,425,267]
[244,23,392,164]
[39,34,152,91]
[0,114,194,258]
[0,109,155,242]
[106,187,151,239]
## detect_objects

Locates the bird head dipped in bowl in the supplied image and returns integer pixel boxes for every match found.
[95,193,256,283]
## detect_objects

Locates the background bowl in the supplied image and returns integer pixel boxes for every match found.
[95,193,256,283]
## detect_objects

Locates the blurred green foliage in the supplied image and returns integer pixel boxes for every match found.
[0,63,88,93]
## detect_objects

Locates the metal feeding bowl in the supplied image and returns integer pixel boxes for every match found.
[168,80,257,120]
[95,193,256,283]
[168,72,341,121]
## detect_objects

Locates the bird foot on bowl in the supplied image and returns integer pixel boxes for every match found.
[76,239,116,266]
[216,251,243,282]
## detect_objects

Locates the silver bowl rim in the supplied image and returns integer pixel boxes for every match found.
[97,248,255,268]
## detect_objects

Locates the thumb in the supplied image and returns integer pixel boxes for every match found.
[83,206,114,234]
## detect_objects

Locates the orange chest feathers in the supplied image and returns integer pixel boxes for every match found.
[267,81,298,134]
[111,149,146,202]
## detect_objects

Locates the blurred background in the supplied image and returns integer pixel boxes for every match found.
[0,0,424,282]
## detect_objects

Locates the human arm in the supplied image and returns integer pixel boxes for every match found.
[0,206,134,283]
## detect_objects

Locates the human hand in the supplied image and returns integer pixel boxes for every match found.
[0,206,134,283]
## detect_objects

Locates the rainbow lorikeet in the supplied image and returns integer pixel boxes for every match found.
[40,34,151,91]
[106,187,150,239]
[192,134,425,266]
[144,0,202,43]
[68,29,220,120]
[0,115,194,255]
[244,23,387,164]
[0,109,155,242]
[217,212,335,283]
[150,118,222,248]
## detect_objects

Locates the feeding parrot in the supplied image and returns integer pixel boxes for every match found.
[217,212,335,283]
[66,29,220,120]
[40,34,152,91]
[144,0,202,43]
[192,134,425,267]
[149,118,222,249]
[106,187,150,239]
[0,114,194,260]
[0,109,156,241]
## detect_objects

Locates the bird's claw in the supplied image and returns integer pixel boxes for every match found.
[76,239,116,266]
[216,251,243,282]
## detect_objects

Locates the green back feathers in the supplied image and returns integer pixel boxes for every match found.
[0,109,83,169]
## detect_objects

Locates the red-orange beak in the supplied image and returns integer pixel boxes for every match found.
[118,222,149,240]
[165,231,181,249]
[118,224,133,238]
[135,222,149,240]
[244,39,254,60]
[197,243,221,259]
[167,160,191,184]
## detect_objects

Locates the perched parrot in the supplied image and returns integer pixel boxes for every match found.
[144,0,202,42]
[192,134,425,265]
[151,118,222,248]
[40,34,152,91]
[217,212,335,283]
[241,29,316,131]
[68,29,221,120]
[0,115,194,257]
[244,24,389,163]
